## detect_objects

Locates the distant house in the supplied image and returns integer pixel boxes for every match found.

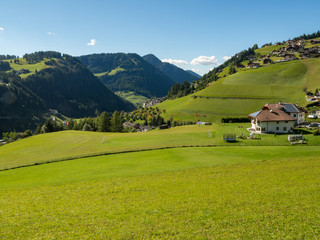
[247,55,257,61]
[283,53,298,61]
[300,53,310,59]
[310,39,320,44]
[262,43,272,48]
[236,63,245,68]
[263,58,272,64]
[247,62,260,68]
[248,102,306,133]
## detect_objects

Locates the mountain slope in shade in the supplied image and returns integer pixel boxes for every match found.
[22,56,134,117]
[78,53,175,98]
[0,52,134,132]
[143,54,198,84]
[186,70,201,79]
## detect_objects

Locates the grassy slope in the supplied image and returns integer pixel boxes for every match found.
[254,44,286,55]
[94,67,126,77]
[1,124,320,170]
[1,145,320,191]
[4,58,50,78]
[0,152,319,239]
[115,91,148,106]
[159,59,320,122]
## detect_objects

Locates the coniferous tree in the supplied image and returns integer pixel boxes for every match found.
[97,111,110,132]
[110,110,123,132]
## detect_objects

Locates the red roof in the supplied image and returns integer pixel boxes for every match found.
[249,108,296,122]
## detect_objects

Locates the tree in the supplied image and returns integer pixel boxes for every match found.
[229,66,237,75]
[97,111,110,132]
[110,110,123,132]
[82,123,92,131]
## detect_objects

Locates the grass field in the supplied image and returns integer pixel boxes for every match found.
[94,67,126,77]
[0,149,319,239]
[159,59,320,122]
[4,58,50,78]
[1,123,320,238]
[1,124,320,171]
[115,91,148,106]
[254,44,286,55]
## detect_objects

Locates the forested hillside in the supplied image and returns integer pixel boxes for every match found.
[0,52,134,132]
[78,53,175,98]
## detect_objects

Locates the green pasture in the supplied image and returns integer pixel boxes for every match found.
[0,151,319,239]
[94,71,108,77]
[254,44,286,55]
[1,124,320,171]
[1,145,320,191]
[4,58,50,78]
[159,59,320,122]
[94,67,126,78]
[115,91,148,106]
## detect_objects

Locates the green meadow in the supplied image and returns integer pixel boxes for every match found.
[4,58,50,78]
[1,123,320,238]
[2,124,320,170]
[0,147,319,239]
[159,59,320,122]
[115,91,148,106]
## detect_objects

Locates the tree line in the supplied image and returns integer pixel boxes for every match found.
[0,55,18,60]
[23,51,62,63]
[293,31,320,41]
[167,81,194,99]
[34,107,166,135]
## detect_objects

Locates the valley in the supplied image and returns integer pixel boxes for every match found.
[1,29,320,239]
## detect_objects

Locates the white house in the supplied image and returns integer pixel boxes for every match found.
[248,102,305,134]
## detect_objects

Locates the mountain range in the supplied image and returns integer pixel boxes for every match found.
[0,52,134,132]
[78,53,175,98]
[142,54,199,84]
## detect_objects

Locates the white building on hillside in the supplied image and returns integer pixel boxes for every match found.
[248,102,306,134]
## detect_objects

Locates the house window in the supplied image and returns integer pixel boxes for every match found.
[285,121,288,123]
[283,127,287,131]
[261,127,266,131]
[276,127,279,130]
[294,114,296,117]
[277,121,279,124]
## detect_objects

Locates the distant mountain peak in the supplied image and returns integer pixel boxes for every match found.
[143,54,163,66]
[143,54,198,84]
[186,70,202,79]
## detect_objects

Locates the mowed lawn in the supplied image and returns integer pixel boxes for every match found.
[0,149,319,239]
[2,124,320,170]
[159,59,320,122]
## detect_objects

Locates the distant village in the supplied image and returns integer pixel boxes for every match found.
[238,39,320,69]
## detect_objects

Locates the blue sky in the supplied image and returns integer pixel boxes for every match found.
[1,0,320,75]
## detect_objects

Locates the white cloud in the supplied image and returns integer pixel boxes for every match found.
[162,58,188,65]
[191,68,201,74]
[0,27,4,31]
[47,32,56,35]
[190,56,218,65]
[87,39,96,46]
[223,56,231,61]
